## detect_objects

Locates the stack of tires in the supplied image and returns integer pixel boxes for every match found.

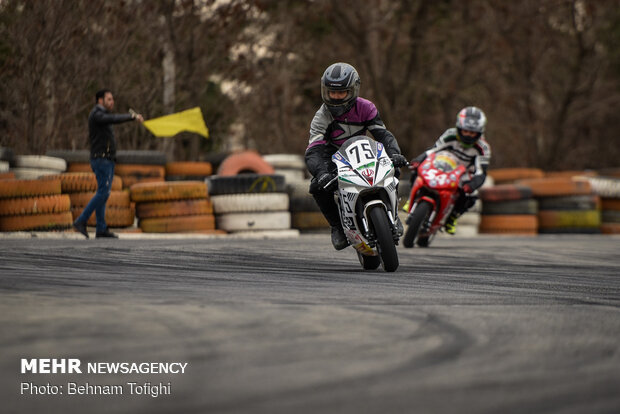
[478,184,538,235]
[49,150,168,190]
[47,150,90,173]
[587,176,620,234]
[0,178,73,231]
[0,147,12,179]
[209,151,295,235]
[42,173,134,229]
[488,168,544,185]
[286,179,329,232]
[517,176,599,234]
[262,153,329,233]
[208,174,294,234]
[131,181,217,233]
[11,155,67,179]
[165,162,213,181]
[263,154,307,184]
[114,151,167,190]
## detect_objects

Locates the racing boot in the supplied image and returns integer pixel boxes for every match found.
[444,213,458,235]
[331,225,349,250]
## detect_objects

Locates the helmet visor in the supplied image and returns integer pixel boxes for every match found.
[321,85,356,106]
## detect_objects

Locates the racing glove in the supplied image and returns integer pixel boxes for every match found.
[391,154,408,168]
[317,171,338,192]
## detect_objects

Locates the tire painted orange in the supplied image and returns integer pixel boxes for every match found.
[165,162,213,177]
[68,191,130,208]
[42,173,122,193]
[72,206,136,228]
[516,177,592,197]
[67,163,91,173]
[0,178,62,198]
[601,223,620,234]
[123,176,165,189]
[139,214,215,233]
[130,181,208,202]
[479,185,533,202]
[0,211,73,231]
[488,168,544,183]
[0,172,15,180]
[0,194,71,216]
[479,214,538,232]
[136,199,213,219]
[114,164,165,178]
[217,151,275,176]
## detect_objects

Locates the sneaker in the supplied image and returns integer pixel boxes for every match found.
[73,221,89,239]
[96,228,118,239]
[331,226,349,250]
[445,215,457,235]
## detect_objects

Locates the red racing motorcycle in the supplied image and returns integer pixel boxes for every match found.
[403,150,467,248]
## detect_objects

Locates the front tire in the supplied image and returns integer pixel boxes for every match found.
[402,200,433,248]
[369,207,399,272]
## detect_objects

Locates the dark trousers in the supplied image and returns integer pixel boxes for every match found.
[309,177,341,228]
[76,158,115,233]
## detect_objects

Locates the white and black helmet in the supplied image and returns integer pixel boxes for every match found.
[456,106,487,145]
[321,62,361,117]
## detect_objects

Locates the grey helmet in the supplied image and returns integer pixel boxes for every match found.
[456,106,487,146]
[321,62,361,117]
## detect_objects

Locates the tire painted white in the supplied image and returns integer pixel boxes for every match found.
[263,154,305,170]
[211,193,289,214]
[216,211,291,231]
[11,167,61,179]
[275,168,305,183]
[0,161,8,173]
[587,177,620,198]
[15,155,67,172]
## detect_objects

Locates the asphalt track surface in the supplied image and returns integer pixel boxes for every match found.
[2,234,619,414]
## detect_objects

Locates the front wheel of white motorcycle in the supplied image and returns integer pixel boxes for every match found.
[369,207,399,272]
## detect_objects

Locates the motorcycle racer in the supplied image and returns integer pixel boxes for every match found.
[305,62,408,250]
[407,106,491,234]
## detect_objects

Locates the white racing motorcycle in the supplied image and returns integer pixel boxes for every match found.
[326,136,401,272]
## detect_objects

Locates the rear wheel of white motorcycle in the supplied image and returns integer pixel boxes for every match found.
[369,207,399,272]
[357,251,381,270]
[403,200,433,248]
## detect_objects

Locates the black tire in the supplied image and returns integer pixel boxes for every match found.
[369,207,399,272]
[538,195,599,211]
[115,150,167,165]
[206,174,286,195]
[0,147,16,166]
[402,200,433,248]
[357,251,381,270]
[482,199,538,215]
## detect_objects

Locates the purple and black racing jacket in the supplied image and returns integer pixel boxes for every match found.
[304,97,402,178]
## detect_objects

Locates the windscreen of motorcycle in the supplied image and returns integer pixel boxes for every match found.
[432,150,460,173]
[332,136,393,187]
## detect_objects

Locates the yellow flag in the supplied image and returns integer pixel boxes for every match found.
[143,107,209,138]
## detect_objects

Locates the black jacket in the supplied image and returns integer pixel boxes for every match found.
[88,104,134,160]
